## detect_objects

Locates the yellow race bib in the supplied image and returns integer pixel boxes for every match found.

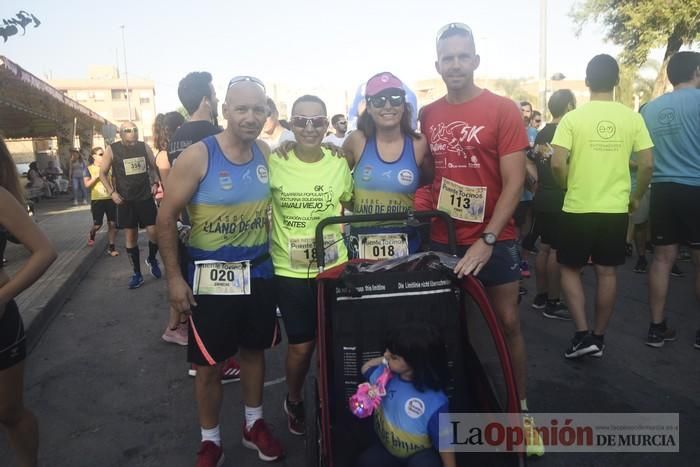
[192,261,251,295]
[357,233,409,260]
[437,178,487,223]
[123,157,147,176]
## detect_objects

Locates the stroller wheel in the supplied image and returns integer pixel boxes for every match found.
[304,375,322,467]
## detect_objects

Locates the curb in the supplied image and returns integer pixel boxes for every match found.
[23,234,109,353]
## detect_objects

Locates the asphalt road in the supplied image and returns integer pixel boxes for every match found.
[1,243,698,467]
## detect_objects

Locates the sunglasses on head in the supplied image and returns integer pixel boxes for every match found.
[367,94,405,108]
[122,127,138,133]
[291,115,328,129]
[228,75,266,92]
[435,22,473,44]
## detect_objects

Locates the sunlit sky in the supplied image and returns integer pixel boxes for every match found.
[1,0,673,115]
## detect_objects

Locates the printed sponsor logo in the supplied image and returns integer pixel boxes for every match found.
[398,169,415,186]
[219,171,233,190]
[256,164,268,184]
[596,121,617,140]
[405,398,426,418]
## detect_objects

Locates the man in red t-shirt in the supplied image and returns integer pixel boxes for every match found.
[421,23,534,432]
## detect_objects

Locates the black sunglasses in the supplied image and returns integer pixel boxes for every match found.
[367,94,405,108]
[291,115,328,129]
[122,127,138,133]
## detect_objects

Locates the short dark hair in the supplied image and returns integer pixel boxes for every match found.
[520,101,532,110]
[667,51,700,86]
[178,71,213,115]
[548,89,576,118]
[586,54,619,92]
[291,95,327,116]
[266,98,278,117]
[385,322,450,393]
[532,110,541,119]
[331,114,346,125]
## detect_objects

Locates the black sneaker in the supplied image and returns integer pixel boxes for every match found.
[670,264,684,278]
[531,293,547,310]
[543,301,572,321]
[564,332,600,359]
[283,395,305,436]
[519,285,528,296]
[646,322,677,348]
[633,256,648,274]
[695,330,700,350]
[589,335,605,358]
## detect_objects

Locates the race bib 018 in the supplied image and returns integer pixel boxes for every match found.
[289,235,338,270]
[192,260,251,295]
[436,178,487,223]
[358,233,409,260]
[123,157,147,176]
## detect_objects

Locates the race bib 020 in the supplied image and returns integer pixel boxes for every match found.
[358,233,409,260]
[123,157,147,176]
[436,178,487,223]
[289,235,338,270]
[192,260,251,295]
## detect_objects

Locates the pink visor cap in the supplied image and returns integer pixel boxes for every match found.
[365,72,405,96]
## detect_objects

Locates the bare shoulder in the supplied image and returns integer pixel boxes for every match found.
[172,141,208,179]
[255,139,272,160]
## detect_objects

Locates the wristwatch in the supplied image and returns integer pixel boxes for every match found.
[481,232,497,246]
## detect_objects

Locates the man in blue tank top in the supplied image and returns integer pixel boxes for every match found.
[157,76,284,465]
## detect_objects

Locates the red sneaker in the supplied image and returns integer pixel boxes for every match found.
[242,419,284,462]
[188,357,241,384]
[196,441,224,467]
[220,357,241,384]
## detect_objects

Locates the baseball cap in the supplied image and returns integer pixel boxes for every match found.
[365,72,405,97]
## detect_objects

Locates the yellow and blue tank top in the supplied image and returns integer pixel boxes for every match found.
[352,135,421,252]
[366,365,449,459]
[186,136,272,281]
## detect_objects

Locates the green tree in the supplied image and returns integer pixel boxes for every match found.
[616,59,658,109]
[572,0,700,96]
[493,78,537,105]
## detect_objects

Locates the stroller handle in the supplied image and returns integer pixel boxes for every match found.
[314,210,457,270]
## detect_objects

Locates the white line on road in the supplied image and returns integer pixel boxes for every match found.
[264,376,286,387]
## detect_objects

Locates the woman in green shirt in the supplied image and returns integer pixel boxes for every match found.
[269,95,353,436]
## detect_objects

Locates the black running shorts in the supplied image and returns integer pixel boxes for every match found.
[431,239,521,287]
[275,276,317,345]
[557,212,628,267]
[116,198,157,229]
[650,182,700,249]
[532,210,561,249]
[0,300,26,371]
[91,199,116,225]
[187,278,279,365]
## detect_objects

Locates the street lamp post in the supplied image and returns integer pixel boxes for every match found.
[539,0,548,119]
[120,25,132,122]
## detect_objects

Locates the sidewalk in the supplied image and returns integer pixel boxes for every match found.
[4,195,109,351]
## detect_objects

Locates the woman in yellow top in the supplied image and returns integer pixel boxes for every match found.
[268,95,353,436]
[83,147,119,256]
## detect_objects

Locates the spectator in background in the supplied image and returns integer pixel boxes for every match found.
[152,111,185,201]
[259,98,295,150]
[323,114,349,146]
[69,148,88,206]
[26,162,53,199]
[530,110,542,130]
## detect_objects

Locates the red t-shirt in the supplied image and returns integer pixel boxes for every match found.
[420,90,528,245]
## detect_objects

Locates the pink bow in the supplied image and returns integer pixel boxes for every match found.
[349,364,393,418]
